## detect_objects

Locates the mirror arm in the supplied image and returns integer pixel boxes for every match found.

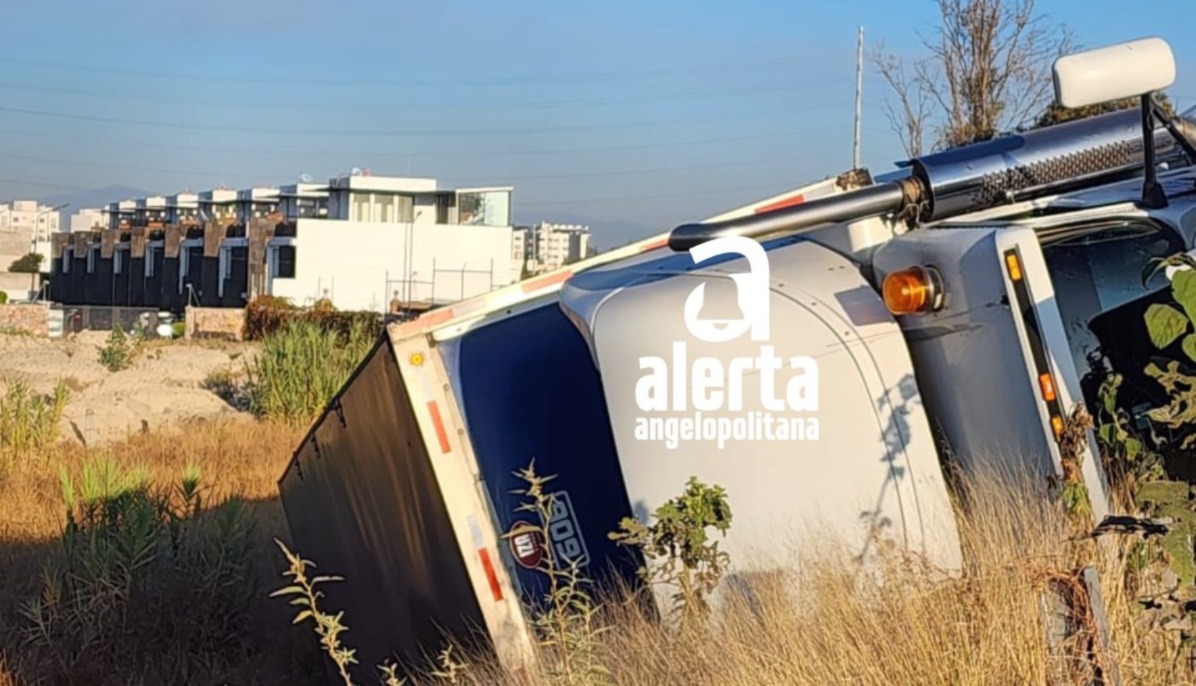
[1140,93,1168,209]
[1150,97,1196,164]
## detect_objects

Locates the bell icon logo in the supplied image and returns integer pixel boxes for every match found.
[634,234,820,449]
[682,236,771,343]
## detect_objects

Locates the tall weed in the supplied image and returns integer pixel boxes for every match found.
[21,458,258,681]
[244,319,375,425]
[0,380,68,466]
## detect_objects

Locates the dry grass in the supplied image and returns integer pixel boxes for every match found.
[0,418,322,686]
[1,414,1191,685]
[301,466,1190,686]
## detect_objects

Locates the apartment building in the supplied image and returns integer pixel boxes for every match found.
[49,173,518,314]
[69,208,106,233]
[518,221,593,274]
[0,200,63,298]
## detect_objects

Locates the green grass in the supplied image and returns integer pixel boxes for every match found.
[0,380,68,467]
[244,319,375,425]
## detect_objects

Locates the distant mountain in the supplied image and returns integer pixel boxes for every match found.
[39,185,153,213]
[515,212,659,252]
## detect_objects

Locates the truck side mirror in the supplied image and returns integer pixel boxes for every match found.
[1053,37,1179,210]
[1052,37,1175,109]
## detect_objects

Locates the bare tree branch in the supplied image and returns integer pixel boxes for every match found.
[874,0,1073,152]
[869,44,932,158]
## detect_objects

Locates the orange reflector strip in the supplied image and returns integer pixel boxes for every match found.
[477,548,504,602]
[755,193,806,214]
[427,401,452,454]
[1051,415,1064,438]
[1005,253,1023,281]
[1039,373,1057,402]
[644,238,668,251]
[521,270,572,293]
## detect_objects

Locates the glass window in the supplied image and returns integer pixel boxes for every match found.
[275,245,296,278]
[457,190,511,226]
[1042,220,1186,416]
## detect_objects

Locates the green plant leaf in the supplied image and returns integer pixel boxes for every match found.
[1145,303,1189,349]
[1174,269,1196,323]
[1137,480,1190,504]
[1183,334,1196,364]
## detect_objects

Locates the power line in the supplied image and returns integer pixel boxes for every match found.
[0,124,816,158]
[0,150,798,185]
[0,52,841,88]
[0,103,809,137]
[0,78,837,113]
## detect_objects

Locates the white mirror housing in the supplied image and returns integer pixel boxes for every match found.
[1052,37,1176,109]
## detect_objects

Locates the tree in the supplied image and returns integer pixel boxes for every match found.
[873,0,1073,154]
[8,252,44,294]
[1034,92,1176,129]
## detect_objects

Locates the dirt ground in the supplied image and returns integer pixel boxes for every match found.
[0,331,257,446]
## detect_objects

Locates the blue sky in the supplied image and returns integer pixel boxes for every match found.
[0,0,1193,243]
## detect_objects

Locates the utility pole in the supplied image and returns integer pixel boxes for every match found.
[853,26,864,170]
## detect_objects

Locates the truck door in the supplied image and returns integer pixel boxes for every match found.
[560,234,965,615]
[869,220,1182,523]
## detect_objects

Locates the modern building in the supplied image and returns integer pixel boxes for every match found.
[49,173,519,315]
[106,200,136,229]
[277,183,329,220]
[134,196,167,225]
[236,187,280,223]
[198,189,237,224]
[166,193,199,225]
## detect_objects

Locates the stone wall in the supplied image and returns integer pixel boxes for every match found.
[0,303,50,336]
[184,306,245,341]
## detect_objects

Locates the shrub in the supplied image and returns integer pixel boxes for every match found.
[0,291,7,305]
[21,459,256,678]
[98,325,136,372]
[609,476,732,631]
[244,319,374,425]
[8,252,43,273]
[244,295,381,341]
[0,379,68,460]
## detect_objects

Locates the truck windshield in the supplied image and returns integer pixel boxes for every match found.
[1040,219,1185,416]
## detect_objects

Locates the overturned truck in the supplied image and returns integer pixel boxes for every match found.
[279,36,1196,681]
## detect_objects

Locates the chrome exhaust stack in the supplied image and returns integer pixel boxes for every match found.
[668,37,1195,253]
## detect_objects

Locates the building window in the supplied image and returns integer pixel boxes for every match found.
[114,250,123,275]
[376,194,394,223]
[145,248,156,278]
[275,245,296,278]
[352,193,370,222]
[457,190,511,227]
[86,247,96,274]
[62,251,70,273]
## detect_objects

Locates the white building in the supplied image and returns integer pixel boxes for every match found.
[198,189,237,224]
[523,221,591,274]
[278,183,329,220]
[0,200,64,298]
[236,187,280,223]
[134,196,167,225]
[264,174,516,312]
[69,208,105,233]
[166,193,199,224]
[511,227,531,280]
[106,200,136,228]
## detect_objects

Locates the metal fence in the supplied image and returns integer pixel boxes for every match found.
[55,305,171,338]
